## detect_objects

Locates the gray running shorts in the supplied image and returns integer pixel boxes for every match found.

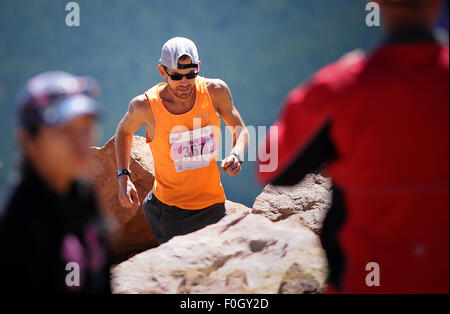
[142,190,226,244]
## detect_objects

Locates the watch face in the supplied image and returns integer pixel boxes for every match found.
[118,169,131,176]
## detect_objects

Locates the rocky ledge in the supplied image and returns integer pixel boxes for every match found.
[89,136,332,293]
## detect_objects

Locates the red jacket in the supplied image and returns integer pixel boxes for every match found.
[256,36,449,293]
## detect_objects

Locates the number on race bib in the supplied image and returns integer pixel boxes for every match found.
[169,125,218,172]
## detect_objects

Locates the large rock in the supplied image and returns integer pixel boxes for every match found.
[89,136,157,262]
[89,136,251,262]
[111,211,328,294]
[251,173,332,234]
[225,200,251,216]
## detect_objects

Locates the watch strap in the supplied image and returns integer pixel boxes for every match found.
[117,168,132,178]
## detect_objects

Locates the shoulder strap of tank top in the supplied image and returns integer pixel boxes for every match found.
[195,76,208,94]
[195,76,221,120]
[144,83,163,109]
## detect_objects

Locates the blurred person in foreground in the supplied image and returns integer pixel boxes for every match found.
[256,0,449,293]
[0,71,111,294]
[115,37,248,244]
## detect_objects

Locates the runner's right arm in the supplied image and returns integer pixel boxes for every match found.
[115,94,150,208]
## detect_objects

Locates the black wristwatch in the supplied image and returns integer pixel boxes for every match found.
[117,168,132,179]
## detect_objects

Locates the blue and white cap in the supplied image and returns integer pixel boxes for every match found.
[17,71,103,130]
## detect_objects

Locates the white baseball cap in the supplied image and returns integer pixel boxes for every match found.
[159,37,200,69]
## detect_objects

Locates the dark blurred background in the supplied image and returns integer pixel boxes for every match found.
[0,0,382,207]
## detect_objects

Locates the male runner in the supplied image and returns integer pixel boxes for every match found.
[256,0,449,293]
[115,37,248,244]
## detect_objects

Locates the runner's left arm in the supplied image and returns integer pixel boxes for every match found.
[209,79,249,176]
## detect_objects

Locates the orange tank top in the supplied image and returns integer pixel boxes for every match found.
[144,76,226,209]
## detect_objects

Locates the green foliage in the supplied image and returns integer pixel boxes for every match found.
[0,0,381,206]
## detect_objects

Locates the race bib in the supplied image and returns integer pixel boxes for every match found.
[169,125,217,172]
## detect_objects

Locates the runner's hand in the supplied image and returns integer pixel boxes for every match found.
[221,154,242,176]
[118,176,140,208]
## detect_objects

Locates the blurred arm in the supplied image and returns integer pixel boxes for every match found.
[256,82,336,186]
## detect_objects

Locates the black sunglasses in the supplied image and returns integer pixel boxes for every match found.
[163,66,198,81]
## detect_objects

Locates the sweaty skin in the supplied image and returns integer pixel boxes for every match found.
[115,58,249,208]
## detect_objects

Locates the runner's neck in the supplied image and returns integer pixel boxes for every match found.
[159,83,197,115]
